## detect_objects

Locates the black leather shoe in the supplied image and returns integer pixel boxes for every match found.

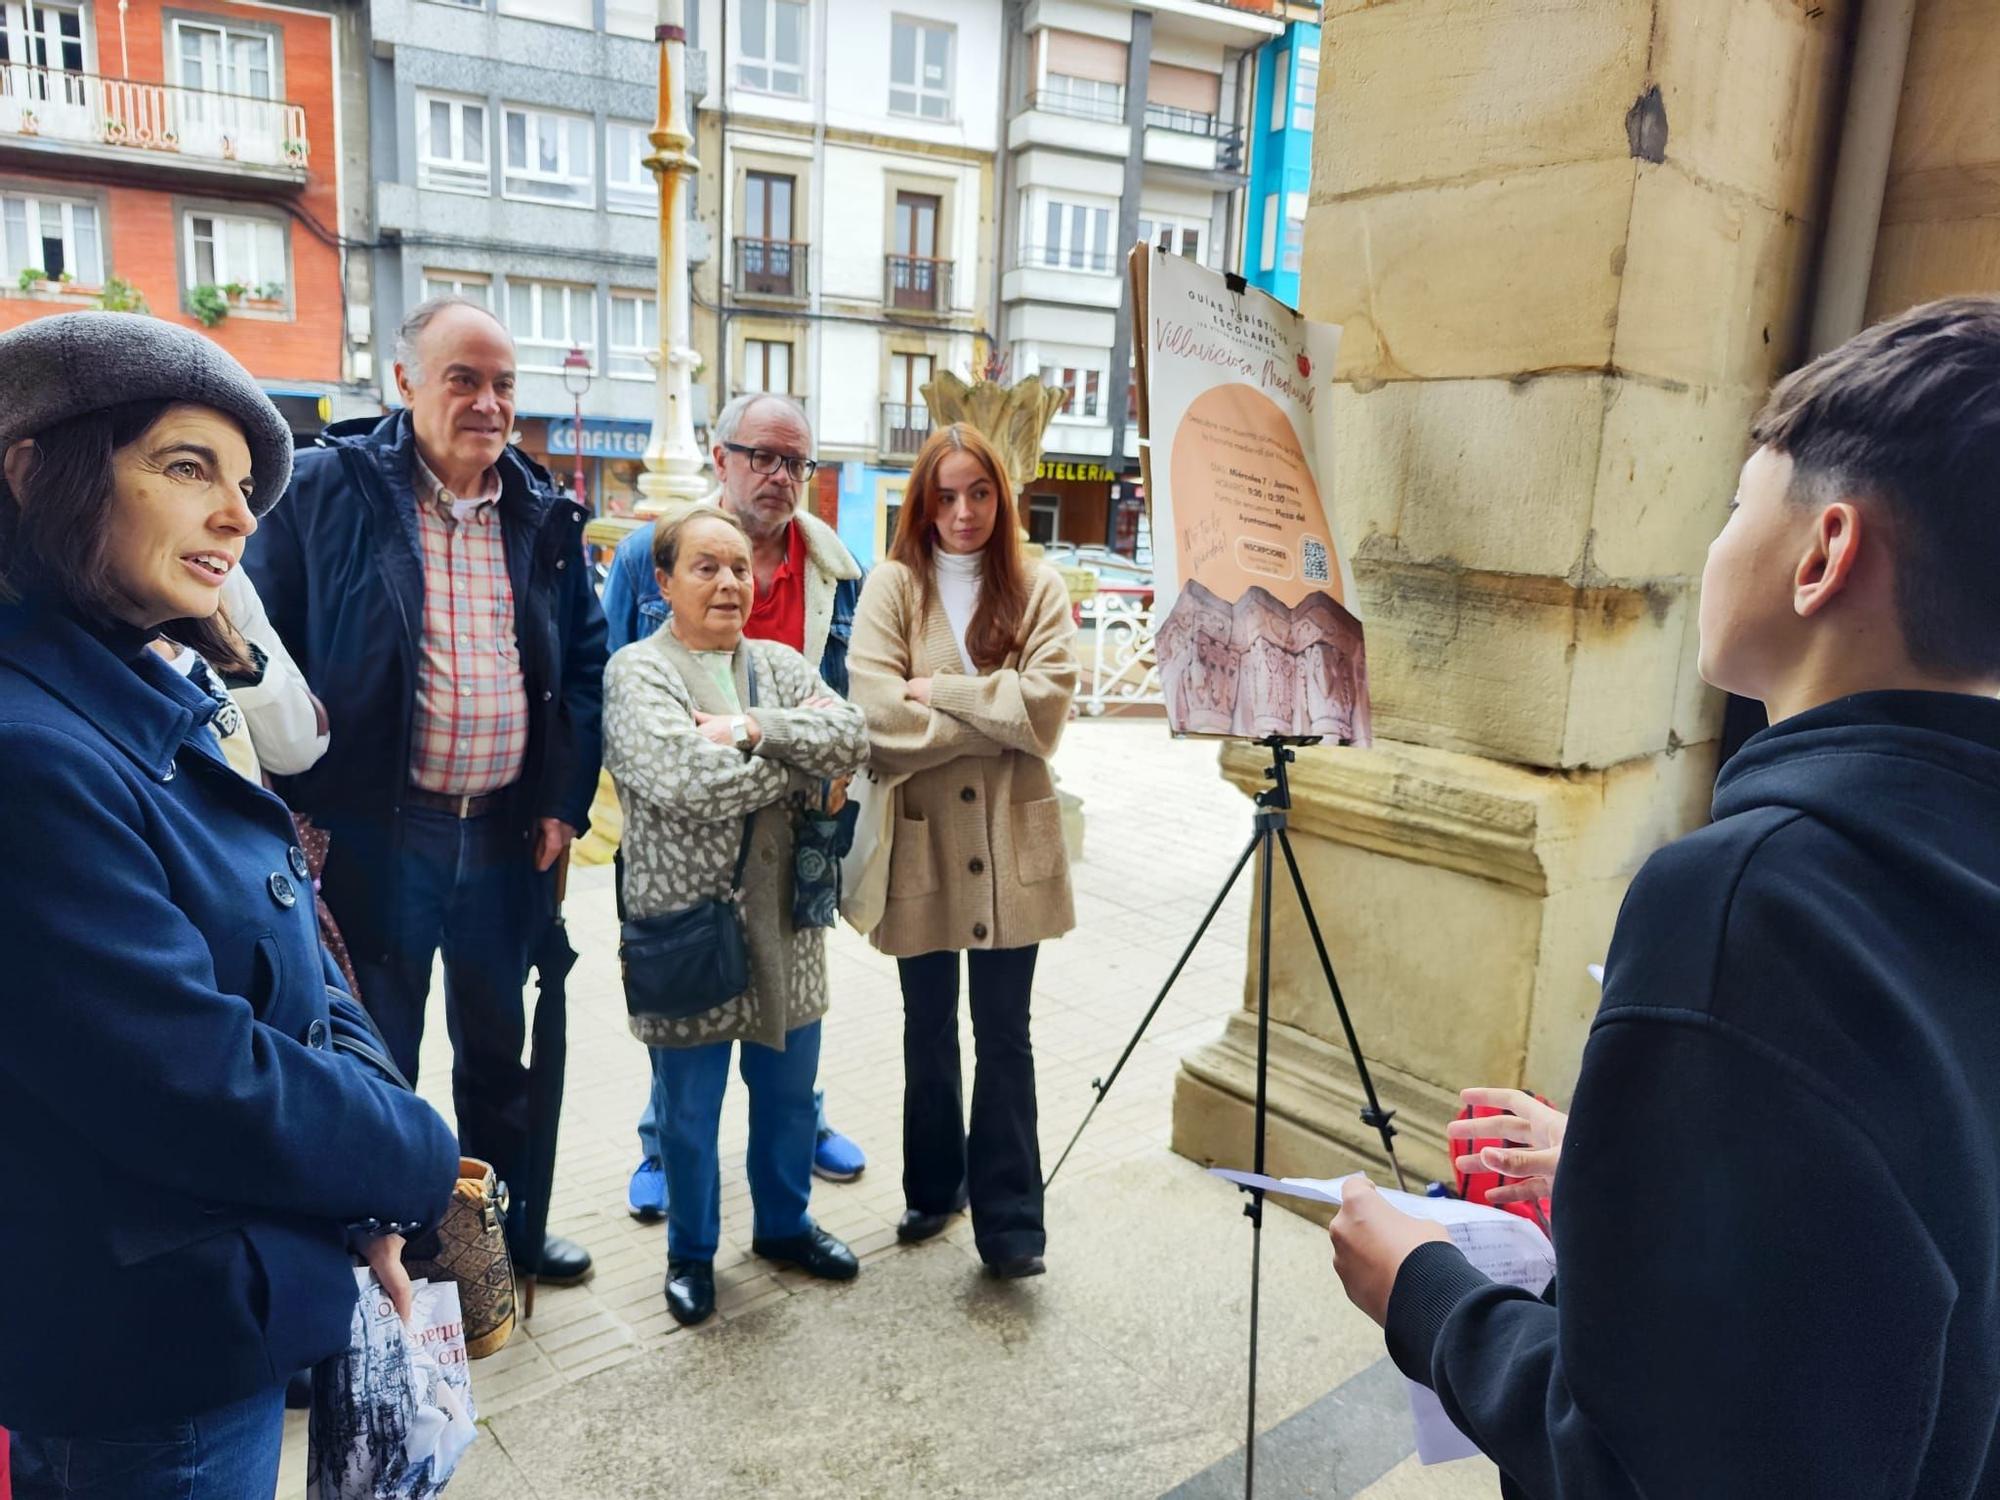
[535,1233,594,1286]
[986,1254,1046,1280]
[897,1208,955,1244]
[752,1224,859,1281]
[664,1258,715,1326]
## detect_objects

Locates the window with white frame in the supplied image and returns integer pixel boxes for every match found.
[174,20,274,101]
[742,338,793,394]
[608,291,657,377]
[1021,192,1112,273]
[2,192,101,284]
[1137,213,1203,265]
[0,3,89,85]
[890,17,952,121]
[1042,73,1122,122]
[422,270,492,307]
[184,210,285,297]
[1282,192,1306,273]
[1269,48,1288,133]
[1050,366,1102,421]
[506,278,594,371]
[1260,195,1277,274]
[503,105,594,206]
[606,120,653,214]
[738,0,807,99]
[1292,46,1319,132]
[417,92,488,194]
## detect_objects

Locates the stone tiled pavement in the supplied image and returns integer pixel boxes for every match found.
[278,718,1499,1497]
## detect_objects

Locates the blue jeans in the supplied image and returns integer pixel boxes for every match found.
[9,1384,284,1498]
[639,1081,828,1161]
[351,806,539,1246]
[649,1021,822,1262]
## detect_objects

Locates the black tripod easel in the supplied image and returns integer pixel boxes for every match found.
[1044,735,1406,1500]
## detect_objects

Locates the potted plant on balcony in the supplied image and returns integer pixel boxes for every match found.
[243,280,285,311]
[96,276,150,314]
[15,267,48,297]
[189,283,230,328]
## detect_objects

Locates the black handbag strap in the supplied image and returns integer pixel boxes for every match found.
[727,658,760,893]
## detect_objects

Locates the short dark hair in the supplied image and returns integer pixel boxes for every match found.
[0,398,253,672]
[1751,295,2000,677]
[652,504,749,577]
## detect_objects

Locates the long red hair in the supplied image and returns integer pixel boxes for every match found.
[889,423,1031,670]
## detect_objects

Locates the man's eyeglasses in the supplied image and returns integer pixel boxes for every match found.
[722,442,818,483]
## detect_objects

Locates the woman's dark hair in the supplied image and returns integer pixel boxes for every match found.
[0,398,254,672]
[1751,295,2000,678]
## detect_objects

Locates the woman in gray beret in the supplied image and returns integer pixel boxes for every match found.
[0,313,459,1498]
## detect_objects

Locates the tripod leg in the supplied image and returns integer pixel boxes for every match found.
[1243,820,1277,1499]
[1276,827,1408,1191]
[1043,824,1262,1192]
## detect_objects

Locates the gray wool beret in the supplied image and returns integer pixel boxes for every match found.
[0,311,294,514]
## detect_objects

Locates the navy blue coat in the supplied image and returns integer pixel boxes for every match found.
[0,599,459,1437]
[244,412,608,965]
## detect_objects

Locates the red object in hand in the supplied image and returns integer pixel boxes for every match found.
[1452,1098,1555,1231]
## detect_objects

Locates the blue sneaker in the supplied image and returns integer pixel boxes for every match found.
[812,1127,866,1183]
[627,1157,666,1222]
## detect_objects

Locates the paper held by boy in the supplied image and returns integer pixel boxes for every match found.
[1211,1169,1557,1465]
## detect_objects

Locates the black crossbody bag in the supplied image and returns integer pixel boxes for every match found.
[618,662,759,1021]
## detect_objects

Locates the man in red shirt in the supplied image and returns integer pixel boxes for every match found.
[603,393,868,1222]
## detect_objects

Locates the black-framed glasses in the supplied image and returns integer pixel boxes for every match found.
[722,441,818,483]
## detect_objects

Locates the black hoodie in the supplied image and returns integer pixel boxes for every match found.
[1385,691,2000,1498]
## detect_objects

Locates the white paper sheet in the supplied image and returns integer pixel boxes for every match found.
[1211,1169,1556,1463]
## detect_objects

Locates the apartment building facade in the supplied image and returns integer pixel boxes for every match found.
[1241,8,1315,307]
[687,0,1002,569]
[998,0,1283,553]
[362,0,696,511]
[0,0,370,430]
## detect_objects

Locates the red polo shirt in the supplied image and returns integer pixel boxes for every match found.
[746,520,808,653]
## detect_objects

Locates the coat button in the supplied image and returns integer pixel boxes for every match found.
[972,922,988,940]
[268,872,298,909]
[306,1019,328,1049]
[542,689,553,701]
[288,845,310,880]
[960,786,976,803]
[969,857,985,874]
[556,557,567,569]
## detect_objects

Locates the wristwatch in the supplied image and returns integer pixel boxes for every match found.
[729,715,751,751]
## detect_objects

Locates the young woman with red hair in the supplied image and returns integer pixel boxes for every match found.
[848,423,1080,1279]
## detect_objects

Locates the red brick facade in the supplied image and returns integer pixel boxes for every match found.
[0,0,345,386]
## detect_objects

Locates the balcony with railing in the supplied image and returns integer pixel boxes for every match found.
[884,255,951,315]
[1010,85,1130,157]
[1002,243,1124,310]
[0,64,310,186]
[881,401,932,460]
[1141,102,1245,175]
[734,237,808,301]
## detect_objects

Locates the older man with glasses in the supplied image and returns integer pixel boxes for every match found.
[601,392,869,1225]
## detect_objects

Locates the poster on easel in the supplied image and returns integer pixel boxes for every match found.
[1132,245,1370,745]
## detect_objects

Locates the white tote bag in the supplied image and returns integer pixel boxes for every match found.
[839,764,909,935]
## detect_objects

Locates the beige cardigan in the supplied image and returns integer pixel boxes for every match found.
[603,630,869,1049]
[848,559,1079,958]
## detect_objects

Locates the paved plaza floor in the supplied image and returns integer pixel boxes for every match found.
[279,718,1500,1498]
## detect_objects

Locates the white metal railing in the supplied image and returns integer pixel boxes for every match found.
[1078,586,1162,716]
[0,64,309,169]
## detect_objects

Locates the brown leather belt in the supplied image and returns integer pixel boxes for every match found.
[404,785,510,819]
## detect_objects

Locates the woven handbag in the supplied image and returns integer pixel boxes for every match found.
[402,1156,516,1360]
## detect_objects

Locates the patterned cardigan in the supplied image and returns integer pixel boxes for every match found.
[603,629,869,1050]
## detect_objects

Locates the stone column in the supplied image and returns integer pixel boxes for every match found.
[1172,0,1852,1201]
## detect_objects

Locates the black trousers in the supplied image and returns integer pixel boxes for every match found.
[897,944,1044,1264]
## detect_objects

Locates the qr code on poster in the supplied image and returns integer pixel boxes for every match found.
[1301,537,1331,583]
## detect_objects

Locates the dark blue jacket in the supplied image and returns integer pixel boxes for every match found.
[1388,691,2000,1499]
[601,513,861,695]
[0,600,459,1436]
[245,412,607,964]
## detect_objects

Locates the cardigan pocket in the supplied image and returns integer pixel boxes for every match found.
[1011,797,1066,884]
[888,813,938,898]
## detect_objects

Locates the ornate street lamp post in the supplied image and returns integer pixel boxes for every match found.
[561,345,592,509]
[635,0,708,519]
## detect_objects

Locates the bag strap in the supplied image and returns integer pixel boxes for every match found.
[728,657,760,893]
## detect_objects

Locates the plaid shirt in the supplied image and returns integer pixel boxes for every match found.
[407,454,529,796]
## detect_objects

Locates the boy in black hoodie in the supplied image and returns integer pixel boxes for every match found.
[1327,296,2000,1498]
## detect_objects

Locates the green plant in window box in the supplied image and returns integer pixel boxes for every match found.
[16,267,47,293]
[189,283,230,327]
[252,280,285,302]
[221,281,248,300]
[96,276,150,314]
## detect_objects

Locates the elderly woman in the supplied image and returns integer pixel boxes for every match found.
[0,314,459,1497]
[604,505,870,1327]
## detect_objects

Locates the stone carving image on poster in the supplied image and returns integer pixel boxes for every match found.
[1141,248,1369,744]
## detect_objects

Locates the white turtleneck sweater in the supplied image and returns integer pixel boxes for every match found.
[934,549,982,674]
